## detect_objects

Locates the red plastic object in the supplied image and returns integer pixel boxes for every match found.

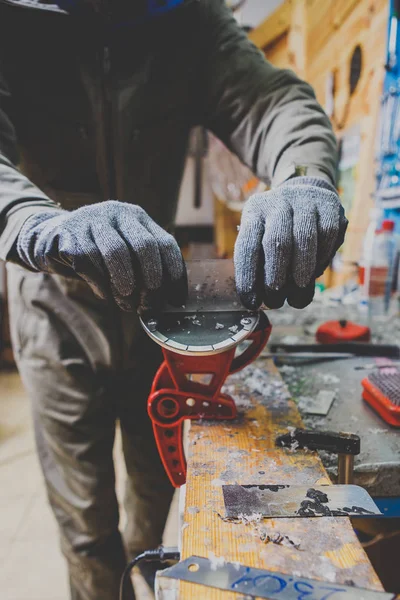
[362,376,400,427]
[316,319,370,343]
[381,219,395,232]
[148,320,272,487]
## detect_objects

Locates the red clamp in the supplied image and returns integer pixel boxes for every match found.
[316,319,370,343]
[147,316,272,487]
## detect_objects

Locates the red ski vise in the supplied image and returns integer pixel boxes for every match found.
[140,308,271,487]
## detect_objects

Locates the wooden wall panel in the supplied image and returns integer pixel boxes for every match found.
[249,1,291,50]
[263,32,291,70]
[249,0,389,278]
[306,0,334,63]
[307,0,387,125]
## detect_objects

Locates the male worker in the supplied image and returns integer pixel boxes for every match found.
[0,0,347,598]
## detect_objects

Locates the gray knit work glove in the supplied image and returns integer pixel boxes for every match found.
[17,200,187,311]
[234,177,348,310]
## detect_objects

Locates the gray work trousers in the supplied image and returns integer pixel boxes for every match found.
[7,264,174,600]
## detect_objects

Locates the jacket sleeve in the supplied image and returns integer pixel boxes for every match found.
[200,0,338,187]
[0,66,59,261]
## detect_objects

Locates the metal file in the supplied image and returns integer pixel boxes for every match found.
[161,556,394,599]
[222,484,382,518]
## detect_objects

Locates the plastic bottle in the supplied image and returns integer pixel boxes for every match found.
[358,208,382,317]
[392,228,400,313]
[364,219,397,319]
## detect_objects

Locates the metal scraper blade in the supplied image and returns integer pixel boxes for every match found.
[164,259,248,313]
[161,556,395,599]
[222,484,382,518]
[140,259,264,355]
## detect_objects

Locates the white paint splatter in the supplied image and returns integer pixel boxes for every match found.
[187,506,200,515]
[368,428,388,434]
[211,478,225,486]
[238,512,263,525]
[208,552,225,571]
[318,373,340,385]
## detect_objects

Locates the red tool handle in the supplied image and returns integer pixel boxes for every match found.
[153,421,186,487]
[147,313,272,487]
[149,387,236,486]
[230,318,272,374]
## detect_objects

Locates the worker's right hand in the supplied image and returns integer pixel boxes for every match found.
[16,200,187,312]
[234,177,347,310]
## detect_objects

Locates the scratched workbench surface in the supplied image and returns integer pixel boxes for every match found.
[268,301,400,497]
[157,353,384,599]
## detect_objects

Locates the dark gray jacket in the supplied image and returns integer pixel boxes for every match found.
[0,0,337,260]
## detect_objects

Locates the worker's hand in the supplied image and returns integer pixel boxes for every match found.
[17,201,187,311]
[234,177,348,309]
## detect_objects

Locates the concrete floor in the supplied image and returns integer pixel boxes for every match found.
[0,369,179,600]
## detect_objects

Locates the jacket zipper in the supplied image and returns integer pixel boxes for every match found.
[102,44,117,199]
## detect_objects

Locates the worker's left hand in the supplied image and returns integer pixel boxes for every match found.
[234,177,348,309]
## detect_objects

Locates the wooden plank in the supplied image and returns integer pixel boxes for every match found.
[157,359,384,598]
[264,32,291,71]
[249,1,292,51]
[287,0,308,79]
[214,197,241,259]
[332,0,364,31]
[306,0,360,63]
[306,0,334,65]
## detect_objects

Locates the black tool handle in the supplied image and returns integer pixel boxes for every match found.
[270,342,400,358]
[276,428,361,456]
[192,128,208,209]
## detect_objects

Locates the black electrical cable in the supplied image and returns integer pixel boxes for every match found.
[119,546,180,600]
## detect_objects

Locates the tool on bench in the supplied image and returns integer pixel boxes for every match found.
[297,390,336,416]
[220,429,380,519]
[269,341,400,359]
[362,365,400,426]
[355,363,396,370]
[266,351,356,365]
[316,319,371,343]
[161,556,395,599]
[222,483,381,518]
[140,260,272,487]
[276,428,360,484]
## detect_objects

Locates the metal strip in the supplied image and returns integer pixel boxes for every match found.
[222,485,382,518]
[162,556,394,599]
[152,331,169,343]
[212,339,235,351]
[167,340,189,351]
[230,331,247,342]
[187,344,214,353]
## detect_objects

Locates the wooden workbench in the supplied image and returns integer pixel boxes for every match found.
[157,358,384,598]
